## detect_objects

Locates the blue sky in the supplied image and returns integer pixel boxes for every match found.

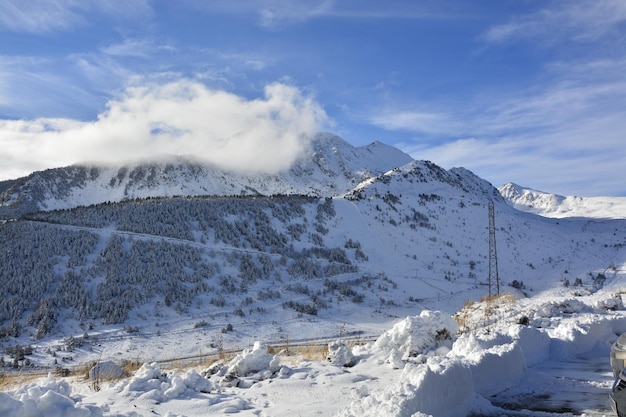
[1,0,625,196]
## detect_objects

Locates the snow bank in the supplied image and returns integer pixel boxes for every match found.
[451,334,526,397]
[117,362,214,402]
[370,310,458,368]
[1,376,99,417]
[203,341,282,387]
[327,340,356,367]
[549,316,615,359]
[508,325,551,366]
[339,311,481,417]
[338,357,477,417]
[342,309,553,416]
[591,292,624,311]
[534,298,591,318]
[226,341,280,377]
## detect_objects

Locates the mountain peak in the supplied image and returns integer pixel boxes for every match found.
[348,160,503,206]
[499,182,551,199]
[0,132,413,215]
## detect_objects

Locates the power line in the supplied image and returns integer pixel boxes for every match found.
[488,200,500,296]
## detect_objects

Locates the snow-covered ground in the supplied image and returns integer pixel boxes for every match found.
[2,281,625,417]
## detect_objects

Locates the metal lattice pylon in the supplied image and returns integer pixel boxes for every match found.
[488,200,500,296]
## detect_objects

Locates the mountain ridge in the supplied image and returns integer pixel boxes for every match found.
[0,132,413,217]
[499,182,626,219]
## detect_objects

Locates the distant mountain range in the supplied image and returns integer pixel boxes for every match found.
[499,182,626,219]
[2,132,625,220]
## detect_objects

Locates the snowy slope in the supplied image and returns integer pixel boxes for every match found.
[2,135,626,416]
[0,132,413,216]
[499,182,626,219]
[2,155,625,366]
[2,286,625,417]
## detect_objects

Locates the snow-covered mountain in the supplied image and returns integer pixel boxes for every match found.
[2,133,626,416]
[0,132,413,216]
[2,143,624,347]
[499,182,626,219]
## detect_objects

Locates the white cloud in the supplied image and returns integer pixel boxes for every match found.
[101,39,156,58]
[376,56,626,197]
[471,79,626,137]
[187,0,465,31]
[0,37,276,120]
[257,0,334,29]
[0,54,111,118]
[180,0,334,29]
[482,0,626,45]
[396,107,626,197]
[369,110,459,136]
[0,0,83,33]
[0,80,328,180]
[0,0,153,34]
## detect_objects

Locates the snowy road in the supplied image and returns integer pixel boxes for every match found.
[491,350,614,416]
